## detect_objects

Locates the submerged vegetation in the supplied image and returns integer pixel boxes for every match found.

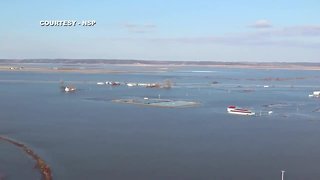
[113,98,199,108]
[0,136,52,180]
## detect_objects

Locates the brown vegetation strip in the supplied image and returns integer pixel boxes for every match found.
[0,136,52,180]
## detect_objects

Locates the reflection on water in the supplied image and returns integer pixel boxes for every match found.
[0,67,320,180]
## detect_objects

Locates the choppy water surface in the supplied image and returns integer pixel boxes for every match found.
[0,67,320,180]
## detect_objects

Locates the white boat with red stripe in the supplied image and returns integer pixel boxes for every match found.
[227,106,255,116]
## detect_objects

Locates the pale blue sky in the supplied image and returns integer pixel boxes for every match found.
[1,0,319,61]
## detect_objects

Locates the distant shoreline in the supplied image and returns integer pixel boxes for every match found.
[0,59,320,73]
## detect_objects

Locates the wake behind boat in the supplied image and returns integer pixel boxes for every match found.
[227,106,255,116]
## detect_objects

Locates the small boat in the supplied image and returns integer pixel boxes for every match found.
[64,86,76,92]
[227,106,255,116]
[97,82,105,85]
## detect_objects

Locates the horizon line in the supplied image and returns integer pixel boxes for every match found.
[0,58,319,64]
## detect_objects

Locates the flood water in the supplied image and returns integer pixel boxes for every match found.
[0,67,320,180]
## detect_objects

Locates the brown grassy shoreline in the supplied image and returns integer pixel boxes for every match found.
[0,63,320,74]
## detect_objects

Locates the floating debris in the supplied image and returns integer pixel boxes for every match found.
[97,82,105,85]
[105,81,121,86]
[111,82,121,86]
[113,98,199,108]
[99,80,173,89]
[0,136,52,180]
[126,83,138,87]
[146,83,160,88]
[256,110,273,116]
[309,91,320,98]
[8,66,24,70]
[162,79,173,89]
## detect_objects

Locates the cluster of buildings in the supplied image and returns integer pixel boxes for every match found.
[97,81,171,88]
